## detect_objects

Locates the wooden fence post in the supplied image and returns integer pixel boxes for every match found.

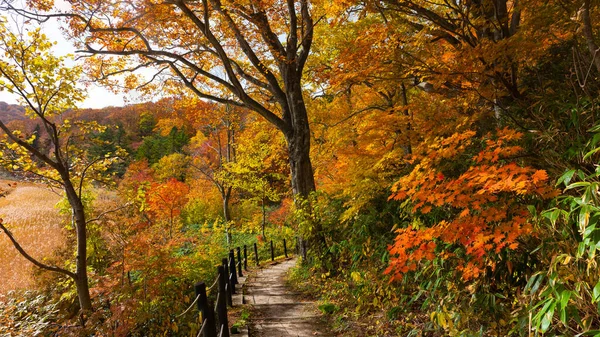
[229,249,238,286]
[254,242,259,266]
[243,245,248,271]
[222,258,233,306]
[195,282,217,337]
[236,247,243,277]
[283,238,288,258]
[217,265,230,337]
[270,240,275,262]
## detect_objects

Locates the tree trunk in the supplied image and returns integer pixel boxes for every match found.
[261,198,266,240]
[400,83,412,155]
[581,0,600,73]
[279,67,319,261]
[284,81,316,199]
[283,88,320,261]
[169,208,174,239]
[287,135,316,198]
[222,187,232,245]
[63,181,93,313]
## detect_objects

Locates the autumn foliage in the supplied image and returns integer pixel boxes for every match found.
[386,127,557,280]
[146,178,190,237]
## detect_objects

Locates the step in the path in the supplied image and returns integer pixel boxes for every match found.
[233,276,246,306]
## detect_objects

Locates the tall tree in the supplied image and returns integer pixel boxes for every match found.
[225,121,288,239]
[9,0,317,199]
[188,103,242,244]
[0,21,123,313]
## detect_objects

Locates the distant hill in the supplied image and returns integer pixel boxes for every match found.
[0,98,201,142]
[0,102,26,123]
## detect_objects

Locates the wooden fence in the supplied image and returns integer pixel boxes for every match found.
[188,238,295,337]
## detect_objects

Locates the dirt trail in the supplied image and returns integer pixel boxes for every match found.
[245,258,332,337]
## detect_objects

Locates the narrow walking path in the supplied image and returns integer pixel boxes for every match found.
[244,258,331,337]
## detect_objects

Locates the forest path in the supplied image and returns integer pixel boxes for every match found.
[244,258,332,337]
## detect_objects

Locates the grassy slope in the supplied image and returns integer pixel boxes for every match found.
[0,181,65,293]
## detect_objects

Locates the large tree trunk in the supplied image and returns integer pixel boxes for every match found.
[286,130,316,198]
[284,72,316,199]
[283,85,319,260]
[64,181,93,313]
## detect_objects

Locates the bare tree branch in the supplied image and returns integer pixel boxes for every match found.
[86,203,133,224]
[0,222,77,279]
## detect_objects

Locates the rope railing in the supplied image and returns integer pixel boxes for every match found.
[214,292,220,312]
[207,274,219,292]
[196,320,207,337]
[190,238,295,337]
[176,294,200,318]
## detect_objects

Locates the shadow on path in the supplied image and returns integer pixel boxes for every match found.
[245,258,333,337]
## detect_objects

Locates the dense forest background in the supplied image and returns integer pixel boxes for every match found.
[0,0,599,336]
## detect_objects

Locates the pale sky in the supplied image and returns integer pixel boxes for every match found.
[0,2,128,109]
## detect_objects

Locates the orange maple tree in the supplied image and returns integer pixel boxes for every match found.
[146,178,190,239]
[386,127,558,280]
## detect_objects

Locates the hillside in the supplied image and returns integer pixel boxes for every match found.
[0,102,26,123]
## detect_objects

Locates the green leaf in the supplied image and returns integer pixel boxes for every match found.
[583,224,597,239]
[593,280,600,302]
[318,303,338,314]
[542,208,561,226]
[540,301,556,332]
[559,290,571,324]
[590,132,600,148]
[494,292,507,299]
[588,122,600,133]
[579,205,592,230]
[565,182,591,190]
[527,205,537,217]
[525,273,544,294]
[583,147,600,160]
[578,242,587,258]
[559,307,567,325]
[557,169,576,187]
[560,290,571,310]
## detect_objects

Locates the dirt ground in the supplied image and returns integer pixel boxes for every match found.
[246,258,333,337]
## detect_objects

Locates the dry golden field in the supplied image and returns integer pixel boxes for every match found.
[0,180,66,293]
